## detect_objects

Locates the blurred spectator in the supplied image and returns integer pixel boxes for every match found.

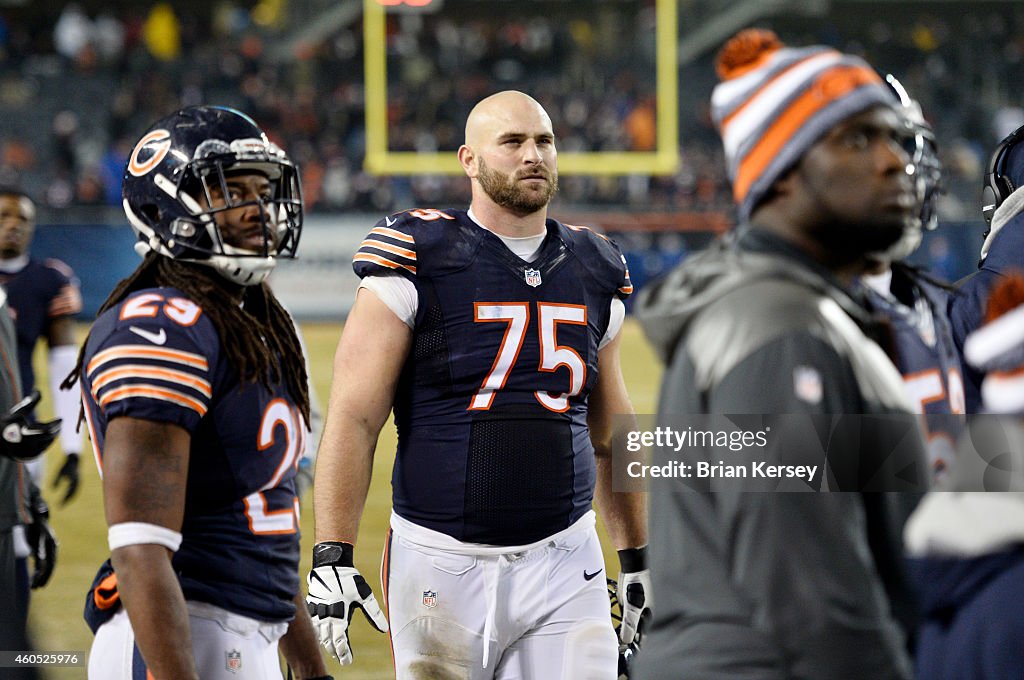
[0,0,1021,223]
[143,2,181,62]
[92,12,125,66]
[53,4,91,62]
[51,111,79,175]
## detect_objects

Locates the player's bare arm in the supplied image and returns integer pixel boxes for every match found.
[102,416,198,680]
[279,591,330,679]
[46,315,75,348]
[589,330,646,550]
[589,329,652,647]
[313,286,412,545]
[308,286,406,664]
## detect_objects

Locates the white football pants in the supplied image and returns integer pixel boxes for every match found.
[384,512,618,680]
[88,601,288,679]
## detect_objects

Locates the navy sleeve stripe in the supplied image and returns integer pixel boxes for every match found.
[369,225,415,244]
[86,345,210,375]
[353,252,418,275]
[358,237,417,262]
[90,363,213,399]
[566,224,610,241]
[97,384,209,417]
[48,284,84,317]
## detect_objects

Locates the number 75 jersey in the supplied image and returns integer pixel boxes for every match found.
[354,209,632,546]
[80,287,303,622]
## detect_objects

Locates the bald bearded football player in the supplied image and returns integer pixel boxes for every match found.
[306,91,651,679]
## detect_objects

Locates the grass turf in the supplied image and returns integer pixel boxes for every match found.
[27,318,661,679]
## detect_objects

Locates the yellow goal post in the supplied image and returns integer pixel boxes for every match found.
[362,0,679,176]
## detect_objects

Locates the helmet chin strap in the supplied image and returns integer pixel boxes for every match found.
[204,252,276,286]
[124,199,277,286]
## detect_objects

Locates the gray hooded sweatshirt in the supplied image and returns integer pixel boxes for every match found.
[631,230,921,680]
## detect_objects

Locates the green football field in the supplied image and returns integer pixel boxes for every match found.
[27,318,662,679]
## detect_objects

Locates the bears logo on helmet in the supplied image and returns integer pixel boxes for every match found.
[122,105,303,286]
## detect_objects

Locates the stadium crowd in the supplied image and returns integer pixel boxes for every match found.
[0,1,1021,222]
[3,3,1024,678]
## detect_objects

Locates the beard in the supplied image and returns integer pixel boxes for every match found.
[798,165,912,262]
[477,157,558,215]
[813,216,910,260]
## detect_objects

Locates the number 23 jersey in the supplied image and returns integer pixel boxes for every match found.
[81,287,303,622]
[355,209,632,546]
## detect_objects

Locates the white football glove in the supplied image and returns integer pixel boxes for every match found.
[306,541,389,665]
[617,546,652,645]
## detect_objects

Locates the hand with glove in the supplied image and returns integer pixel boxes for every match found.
[617,546,652,646]
[306,541,389,665]
[26,492,57,589]
[0,390,61,462]
[52,452,80,505]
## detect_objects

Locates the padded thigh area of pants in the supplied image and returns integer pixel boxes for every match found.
[393,615,480,680]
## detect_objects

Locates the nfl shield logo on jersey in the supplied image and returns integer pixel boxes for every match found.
[225,650,242,674]
[793,365,823,405]
[422,590,437,608]
[524,268,542,287]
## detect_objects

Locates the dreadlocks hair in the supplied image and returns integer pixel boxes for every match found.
[62,251,310,427]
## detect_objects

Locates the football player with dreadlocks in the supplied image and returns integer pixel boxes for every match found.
[65,106,330,680]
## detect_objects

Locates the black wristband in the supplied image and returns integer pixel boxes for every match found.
[304,676,335,680]
[617,546,648,573]
[312,541,354,568]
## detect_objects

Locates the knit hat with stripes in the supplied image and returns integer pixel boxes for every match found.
[711,29,898,220]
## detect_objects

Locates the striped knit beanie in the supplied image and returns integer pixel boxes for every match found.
[711,29,898,220]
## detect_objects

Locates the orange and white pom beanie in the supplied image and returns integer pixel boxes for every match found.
[711,29,897,220]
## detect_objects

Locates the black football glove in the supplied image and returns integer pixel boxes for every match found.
[0,391,61,462]
[26,494,57,589]
[52,452,80,505]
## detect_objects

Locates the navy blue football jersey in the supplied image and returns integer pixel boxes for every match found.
[81,287,303,622]
[354,209,632,545]
[865,267,964,479]
[0,258,82,394]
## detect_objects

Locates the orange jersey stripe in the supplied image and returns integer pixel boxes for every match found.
[87,345,209,375]
[91,364,212,399]
[565,224,610,241]
[48,285,84,316]
[359,238,417,261]
[98,385,208,416]
[733,65,881,202]
[354,252,417,275]
[369,226,415,244]
[93,572,120,610]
